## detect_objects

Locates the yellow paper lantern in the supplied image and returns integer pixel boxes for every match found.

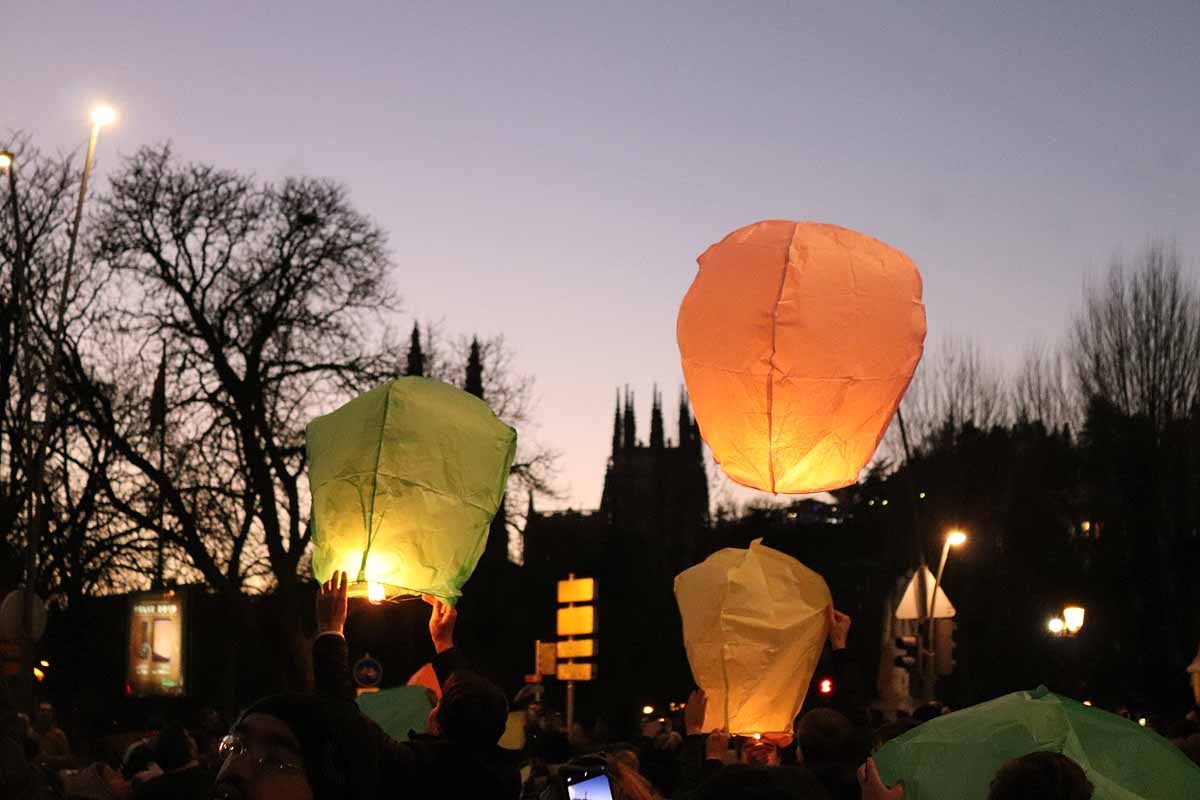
[674,539,831,735]
[677,220,926,493]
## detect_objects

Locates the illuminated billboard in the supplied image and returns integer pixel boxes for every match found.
[127,590,187,696]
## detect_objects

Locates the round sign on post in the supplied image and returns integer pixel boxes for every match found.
[0,590,47,641]
[353,654,384,689]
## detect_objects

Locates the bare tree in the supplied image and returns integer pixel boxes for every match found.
[0,137,139,599]
[889,336,1011,454]
[1071,241,1200,432]
[70,144,400,687]
[1012,342,1078,433]
[1068,240,1200,669]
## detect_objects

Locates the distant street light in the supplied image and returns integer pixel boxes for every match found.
[0,151,12,170]
[1048,617,1065,635]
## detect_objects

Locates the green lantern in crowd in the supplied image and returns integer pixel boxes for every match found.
[307,377,517,604]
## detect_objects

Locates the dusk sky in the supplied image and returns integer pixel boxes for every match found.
[8,1,1199,510]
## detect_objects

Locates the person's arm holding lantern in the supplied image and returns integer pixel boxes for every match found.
[313,571,423,779]
[827,605,868,727]
[676,689,728,797]
[315,570,356,703]
[421,594,470,684]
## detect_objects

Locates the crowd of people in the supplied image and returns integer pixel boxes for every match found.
[3,572,1198,799]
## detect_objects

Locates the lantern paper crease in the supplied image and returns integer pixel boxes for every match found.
[307,377,517,604]
[678,220,926,494]
[675,540,831,735]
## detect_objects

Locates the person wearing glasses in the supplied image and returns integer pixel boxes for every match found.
[210,692,377,800]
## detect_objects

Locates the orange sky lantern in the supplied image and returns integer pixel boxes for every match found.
[677,220,926,494]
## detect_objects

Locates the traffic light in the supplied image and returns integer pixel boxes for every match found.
[934,619,956,676]
[895,634,919,668]
[818,676,834,696]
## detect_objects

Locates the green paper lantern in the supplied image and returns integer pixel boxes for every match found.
[357,686,437,741]
[874,686,1200,799]
[307,377,517,603]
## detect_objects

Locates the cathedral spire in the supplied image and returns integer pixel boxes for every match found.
[623,385,637,449]
[650,384,664,449]
[678,386,692,448]
[611,388,623,457]
[406,322,425,377]
[464,337,484,399]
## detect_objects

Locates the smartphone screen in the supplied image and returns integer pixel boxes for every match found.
[566,773,614,800]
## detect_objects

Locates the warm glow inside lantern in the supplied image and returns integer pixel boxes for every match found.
[677,220,926,493]
[307,377,516,604]
[675,539,831,735]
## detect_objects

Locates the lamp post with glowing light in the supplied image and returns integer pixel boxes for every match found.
[10,104,117,715]
[1046,604,1087,698]
[927,529,966,683]
[0,149,27,372]
[28,103,118,583]
[1047,605,1085,638]
[930,530,967,620]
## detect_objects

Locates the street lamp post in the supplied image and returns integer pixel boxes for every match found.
[928,529,966,681]
[28,103,117,583]
[10,105,116,713]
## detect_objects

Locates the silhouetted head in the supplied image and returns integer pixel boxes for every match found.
[988,751,1093,800]
[433,670,508,748]
[795,708,855,766]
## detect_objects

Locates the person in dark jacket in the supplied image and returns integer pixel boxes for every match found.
[314,570,521,799]
[211,692,378,800]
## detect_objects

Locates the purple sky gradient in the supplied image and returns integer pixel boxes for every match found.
[7,1,1199,510]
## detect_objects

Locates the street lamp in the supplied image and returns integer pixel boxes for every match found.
[926,529,966,682]
[15,104,117,715]
[929,529,966,619]
[90,104,117,128]
[1048,605,1085,637]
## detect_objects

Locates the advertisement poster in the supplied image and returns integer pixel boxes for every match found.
[127,590,187,696]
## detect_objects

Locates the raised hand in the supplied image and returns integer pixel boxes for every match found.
[858,757,904,800]
[704,728,731,762]
[317,570,349,635]
[421,594,457,653]
[827,604,852,651]
[685,688,709,735]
